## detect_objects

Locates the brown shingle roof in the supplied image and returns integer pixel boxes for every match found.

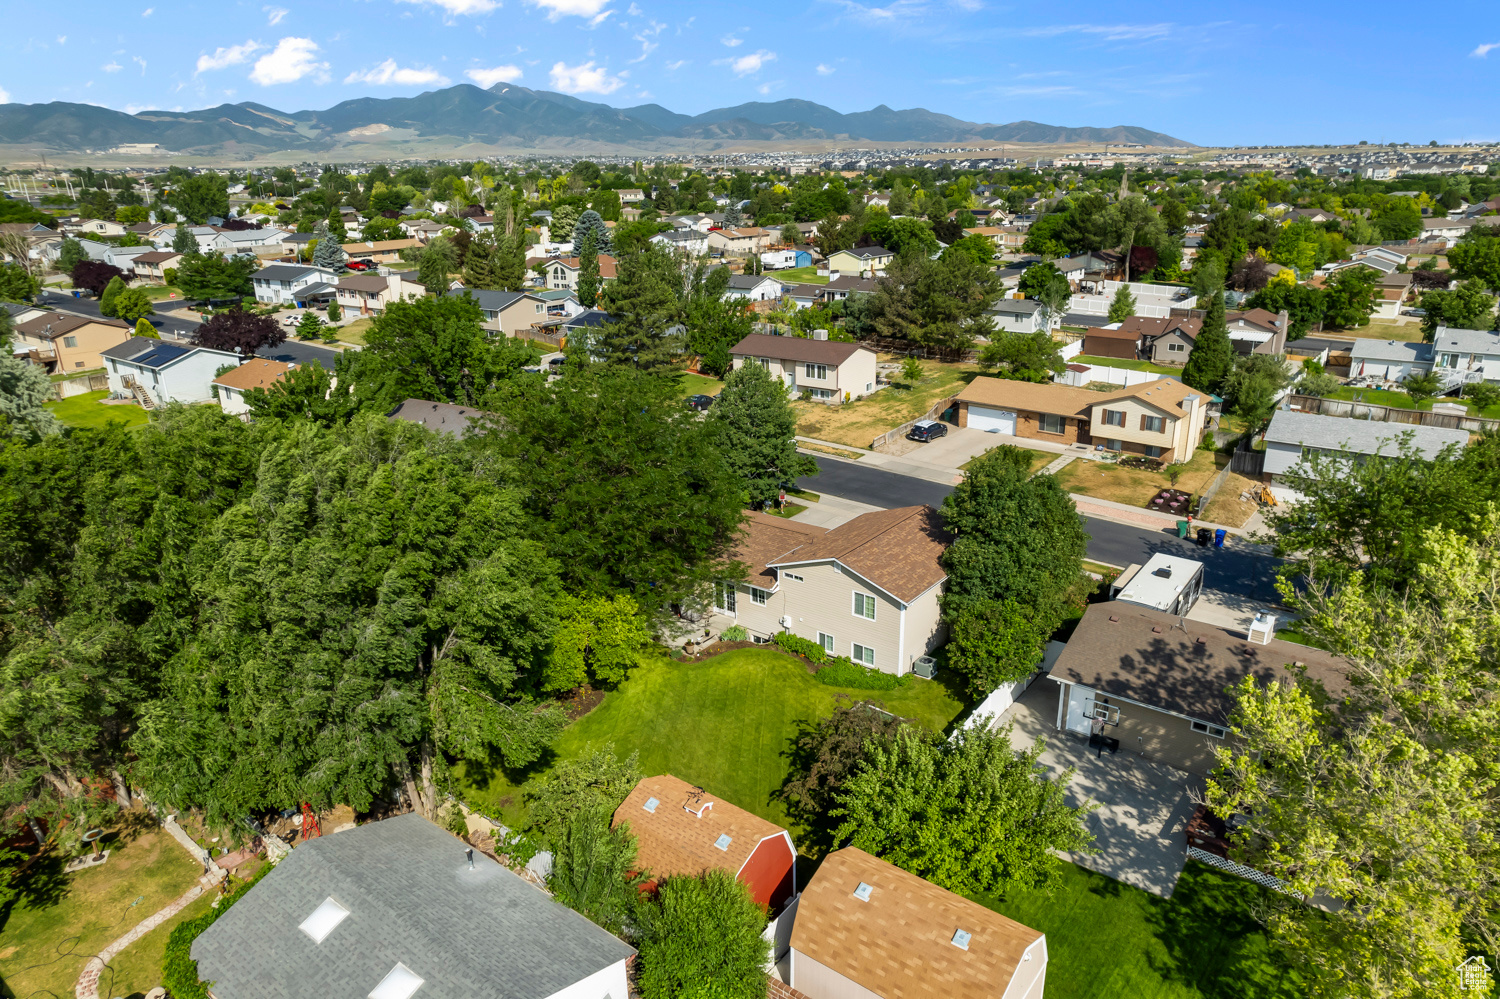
[1051,603,1350,726]
[790,847,1044,999]
[553,254,618,279]
[15,313,130,340]
[612,775,788,883]
[766,505,948,604]
[729,332,872,367]
[958,375,1202,419]
[336,274,389,293]
[132,250,183,265]
[734,511,826,587]
[211,358,294,392]
[1119,315,1203,339]
[1083,325,1141,341]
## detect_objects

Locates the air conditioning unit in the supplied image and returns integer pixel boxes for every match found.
[911,656,937,679]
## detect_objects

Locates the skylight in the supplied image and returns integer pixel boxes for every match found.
[951,929,972,951]
[298,897,350,943]
[369,962,425,999]
[714,833,732,851]
[852,882,873,902]
[643,797,659,814]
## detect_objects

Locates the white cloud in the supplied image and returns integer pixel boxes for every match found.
[196,41,263,74]
[664,59,686,70]
[549,59,626,94]
[141,6,154,15]
[133,56,148,75]
[395,0,500,14]
[1472,42,1500,58]
[529,0,611,21]
[589,9,614,26]
[0,86,10,103]
[728,49,775,75]
[344,59,451,86]
[757,81,778,94]
[816,63,835,75]
[56,35,67,45]
[1018,22,1174,41]
[250,37,329,85]
[721,35,742,47]
[827,0,927,23]
[627,2,641,13]
[265,5,289,24]
[466,64,523,86]
[102,61,123,72]
[630,20,664,61]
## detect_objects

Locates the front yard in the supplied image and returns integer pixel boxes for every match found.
[1057,451,1261,528]
[45,391,149,430]
[333,317,376,346]
[794,358,979,448]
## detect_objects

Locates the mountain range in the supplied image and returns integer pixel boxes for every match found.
[0,84,1192,156]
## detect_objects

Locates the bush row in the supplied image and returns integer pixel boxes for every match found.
[772,631,909,691]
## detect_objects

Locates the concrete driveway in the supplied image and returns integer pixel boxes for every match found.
[990,681,1200,898]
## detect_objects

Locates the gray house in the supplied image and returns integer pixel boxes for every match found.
[1262,409,1470,482]
[191,813,634,999]
[988,298,1045,334]
[252,264,342,307]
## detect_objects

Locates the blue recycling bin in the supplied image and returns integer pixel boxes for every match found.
[1213,528,1227,548]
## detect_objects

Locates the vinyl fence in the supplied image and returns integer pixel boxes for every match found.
[1287,393,1500,433]
[52,373,110,400]
[1056,363,1179,388]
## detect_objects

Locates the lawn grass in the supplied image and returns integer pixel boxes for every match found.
[678,372,725,398]
[774,266,828,285]
[763,502,809,518]
[1324,386,1500,418]
[49,367,105,383]
[1056,450,1222,508]
[140,285,185,302]
[797,441,867,460]
[787,488,821,502]
[44,391,149,430]
[1074,354,1182,375]
[452,648,967,838]
[334,317,376,346]
[0,824,203,999]
[1335,319,1423,342]
[977,860,1301,999]
[794,359,979,448]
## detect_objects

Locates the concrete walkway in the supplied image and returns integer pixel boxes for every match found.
[75,869,223,999]
[1037,454,1077,477]
[788,491,884,529]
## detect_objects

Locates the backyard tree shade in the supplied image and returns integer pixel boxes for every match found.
[705,359,818,507]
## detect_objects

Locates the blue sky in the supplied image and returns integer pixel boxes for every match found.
[4,0,1498,146]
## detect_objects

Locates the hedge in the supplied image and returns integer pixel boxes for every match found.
[162,859,275,998]
[773,631,908,691]
[772,631,827,663]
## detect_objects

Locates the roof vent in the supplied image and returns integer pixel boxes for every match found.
[852,882,874,902]
[1152,626,1163,634]
[1152,566,1172,578]
[643,796,659,814]
[714,833,733,851]
[299,897,351,943]
[683,795,714,819]
[1108,615,1120,623]
[369,962,425,999]
[951,929,972,950]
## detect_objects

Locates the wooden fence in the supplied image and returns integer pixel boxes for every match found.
[871,393,959,450]
[1286,394,1500,433]
[52,373,110,401]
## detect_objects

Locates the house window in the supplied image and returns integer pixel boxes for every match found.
[1105,438,1123,451]
[852,643,876,666]
[535,303,544,313]
[784,572,803,582]
[804,363,828,379]
[853,592,877,621]
[750,587,769,606]
[1102,409,1125,427]
[1141,415,1165,434]
[714,582,737,614]
[1039,413,1065,434]
[1191,721,1228,739]
[63,336,78,348]
[810,388,834,400]
[1145,446,1164,459]
[1167,342,1185,353]
[758,358,771,370]
[818,632,834,653]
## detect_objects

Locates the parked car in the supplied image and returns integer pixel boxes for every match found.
[906,420,948,443]
[345,260,373,271]
[685,394,717,412]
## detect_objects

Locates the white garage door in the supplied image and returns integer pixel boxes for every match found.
[967,405,1017,434]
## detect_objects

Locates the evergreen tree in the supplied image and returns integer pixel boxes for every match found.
[134,317,160,338]
[98,275,125,316]
[721,201,744,229]
[0,311,62,439]
[1106,284,1136,322]
[494,232,526,292]
[595,242,685,371]
[570,209,613,255]
[576,230,601,306]
[418,246,449,294]
[463,233,502,290]
[706,360,817,506]
[1182,291,1233,394]
[326,205,348,242]
[296,311,326,340]
[171,223,199,256]
[326,297,342,322]
[311,223,347,272]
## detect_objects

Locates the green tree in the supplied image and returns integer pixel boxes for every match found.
[0,263,39,303]
[636,871,771,999]
[833,725,1094,896]
[1322,265,1380,328]
[571,209,614,256]
[548,810,647,936]
[0,311,62,439]
[325,206,348,242]
[98,275,125,317]
[525,745,642,839]
[976,331,1065,382]
[111,287,156,324]
[576,229,602,307]
[1447,229,1500,291]
[940,234,996,268]
[168,173,229,225]
[1181,291,1233,393]
[171,223,199,256]
[721,201,744,229]
[1401,370,1441,404]
[595,242,685,371]
[545,594,650,692]
[946,599,1052,696]
[134,317,160,338]
[295,310,325,341]
[550,203,582,241]
[1106,284,1137,322]
[1418,279,1496,339]
[417,246,449,294]
[1246,280,1326,338]
[1371,196,1423,240]
[777,701,902,847]
[1221,352,1291,431]
[176,252,256,301]
[311,223,347,272]
[244,356,362,428]
[57,237,88,274]
[705,360,817,506]
[326,296,342,322]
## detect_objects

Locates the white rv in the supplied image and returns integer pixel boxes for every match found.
[1109,554,1205,616]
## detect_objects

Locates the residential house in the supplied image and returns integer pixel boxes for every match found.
[729,332,879,402]
[956,376,1208,463]
[340,238,423,264]
[189,813,634,999]
[650,229,710,256]
[826,245,894,278]
[334,272,428,316]
[781,284,822,311]
[130,250,184,282]
[102,337,241,407]
[252,264,342,306]
[612,775,797,911]
[534,288,585,319]
[719,506,949,675]
[706,227,773,256]
[545,255,618,293]
[1262,409,1470,484]
[388,399,485,437]
[618,188,646,204]
[103,244,157,275]
[723,274,782,303]
[1428,327,1500,387]
[988,299,1046,334]
[62,217,127,238]
[213,358,295,418]
[279,232,317,258]
[444,288,548,336]
[398,219,447,242]
[1047,602,1347,776]
[817,275,877,303]
[207,229,284,255]
[11,313,132,373]
[125,220,176,241]
[789,846,1047,999]
[964,226,1027,251]
[1084,316,1204,365]
[1347,337,1434,382]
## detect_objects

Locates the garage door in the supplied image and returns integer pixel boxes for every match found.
[967,405,1017,434]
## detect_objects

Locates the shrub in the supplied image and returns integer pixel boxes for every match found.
[162,861,275,999]
[773,630,827,663]
[814,658,909,691]
[720,624,749,642]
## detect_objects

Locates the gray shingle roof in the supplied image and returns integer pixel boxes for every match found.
[1264,409,1469,459]
[1348,338,1433,364]
[445,288,536,312]
[1429,326,1500,356]
[100,336,198,367]
[254,264,327,282]
[388,398,485,436]
[190,813,633,999]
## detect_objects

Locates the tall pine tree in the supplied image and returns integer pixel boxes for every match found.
[576,230,601,306]
[571,209,614,255]
[1182,290,1233,393]
[312,222,348,272]
[595,242,684,372]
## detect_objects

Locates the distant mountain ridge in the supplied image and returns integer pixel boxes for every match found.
[0,84,1192,154]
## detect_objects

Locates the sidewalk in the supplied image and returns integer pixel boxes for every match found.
[789,491,883,529]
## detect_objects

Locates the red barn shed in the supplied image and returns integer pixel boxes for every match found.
[612,774,797,911]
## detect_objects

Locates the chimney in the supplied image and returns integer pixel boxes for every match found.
[813,329,828,341]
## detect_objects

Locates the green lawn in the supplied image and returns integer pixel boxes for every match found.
[775,266,828,285]
[140,285,185,302]
[0,825,204,999]
[1074,355,1181,375]
[49,367,105,383]
[1324,386,1500,418]
[763,502,808,518]
[452,648,967,836]
[678,372,725,398]
[45,391,149,430]
[978,860,1302,999]
[334,318,376,346]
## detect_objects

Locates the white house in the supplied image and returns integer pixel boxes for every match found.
[723,274,782,303]
[101,337,242,408]
[1263,408,1471,484]
[650,229,710,256]
[208,228,285,254]
[213,358,296,418]
[988,298,1046,334]
[252,264,343,306]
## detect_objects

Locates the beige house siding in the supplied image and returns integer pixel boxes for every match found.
[731,350,878,403]
[1057,683,1222,776]
[14,320,131,372]
[1148,331,1193,366]
[832,350,879,400]
[790,950,885,999]
[481,299,548,336]
[730,562,905,674]
[900,580,946,671]
[999,939,1048,999]
[1090,395,1205,463]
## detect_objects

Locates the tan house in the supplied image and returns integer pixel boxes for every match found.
[334,272,428,315]
[825,245,895,277]
[728,332,878,403]
[340,238,423,264]
[956,376,1208,463]
[11,313,132,373]
[789,847,1047,999]
[544,254,618,293]
[130,250,185,282]
[705,227,773,256]
[213,358,296,419]
[963,225,1027,251]
[445,288,549,336]
[720,506,949,676]
[62,217,128,238]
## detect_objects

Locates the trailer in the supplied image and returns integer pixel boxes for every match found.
[1109,553,1205,616]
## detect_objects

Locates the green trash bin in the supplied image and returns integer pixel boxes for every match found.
[1176,519,1190,539]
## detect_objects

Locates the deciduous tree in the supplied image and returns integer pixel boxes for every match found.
[636,871,770,999]
[192,308,285,358]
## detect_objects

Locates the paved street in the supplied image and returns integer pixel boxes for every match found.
[39,288,203,340]
[797,456,1287,603]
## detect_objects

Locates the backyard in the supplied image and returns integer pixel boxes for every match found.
[0,822,206,999]
[1332,319,1423,342]
[452,647,967,836]
[1056,451,1261,527]
[793,358,979,448]
[1074,355,1181,376]
[1324,385,1500,419]
[774,266,828,285]
[678,372,725,398]
[44,391,149,430]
